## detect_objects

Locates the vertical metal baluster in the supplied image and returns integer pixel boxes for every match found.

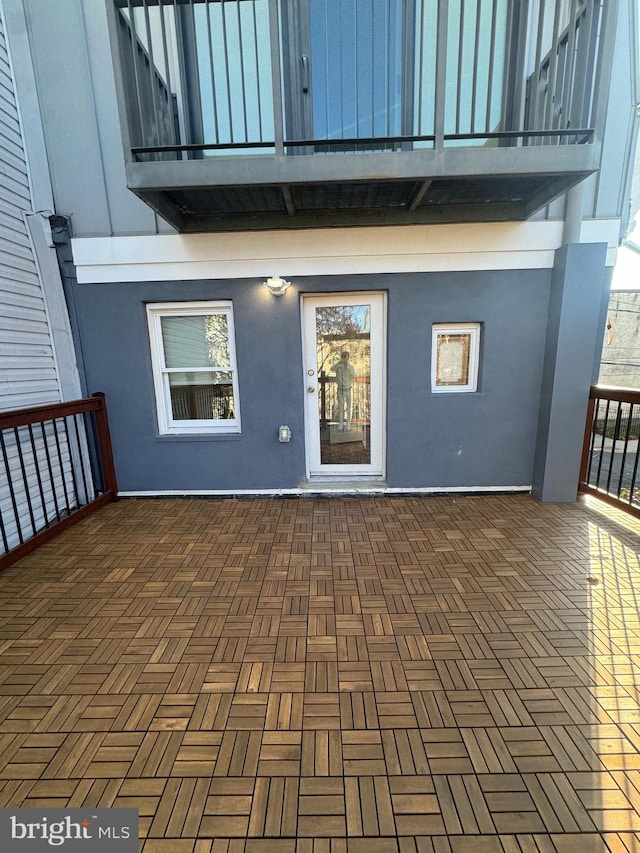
[434,0,448,150]
[62,417,82,510]
[387,0,392,137]
[506,0,529,137]
[71,414,91,507]
[143,0,162,145]
[415,0,424,137]
[617,402,634,498]
[158,0,177,146]
[52,418,73,516]
[542,0,562,136]
[267,0,284,153]
[455,0,465,134]
[559,0,579,141]
[40,421,62,522]
[569,0,595,133]
[339,0,345,139]
[221,0,235,142]
[81,411,98,494]
[0,505,8,555]
[0,439,9,553]
[484,0,498,134]
[354,0,360,137]
[325,0,331,139]
[470,0,482,133]
[235,0,249,142]
[586,396,597,485]
[531,0,547,135]
[13,427,38,538]
[126,0,146,147]
[27,423,50,529]
[0,430,23,546]
[605,402,621,495]
[595,398,610,489]
[629,408,640,507]
[371,0,376,139]
[586,394,598,485]
[252,0,264,141]
[205,0,221,144]
[86,411,104,494]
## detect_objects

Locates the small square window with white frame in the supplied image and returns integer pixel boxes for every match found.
[431,323,480,393]
[147,301,241,435]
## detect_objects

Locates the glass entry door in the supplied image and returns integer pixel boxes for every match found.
[302,293,386,478]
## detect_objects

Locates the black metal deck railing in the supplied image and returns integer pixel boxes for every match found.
[0,394,119,571]
[579,386,640,518]
[112,0,613,162]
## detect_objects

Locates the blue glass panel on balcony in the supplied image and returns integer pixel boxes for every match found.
[308,0,404,143]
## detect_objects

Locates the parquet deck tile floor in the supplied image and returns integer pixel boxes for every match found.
[4,496,640,850]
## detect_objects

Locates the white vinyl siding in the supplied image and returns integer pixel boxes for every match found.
[0,13,59,411]
[0,4,74,556]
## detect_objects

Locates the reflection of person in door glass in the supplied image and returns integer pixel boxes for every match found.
[331,351,356,431]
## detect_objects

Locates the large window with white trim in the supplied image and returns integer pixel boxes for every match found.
[147,301,240,435]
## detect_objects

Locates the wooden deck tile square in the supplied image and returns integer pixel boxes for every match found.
[257,731,301,776]
[303,694,341,730]
[338,663,373,692]
[345,776,395,836]
[342,730,386,776]
[213,730,261,777]
[374,691,417,729]
[202,664,241,693]
[226,695,269,730]
[300,730,342,776]
[248,776,299,837]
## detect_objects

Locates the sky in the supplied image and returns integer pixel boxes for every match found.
[611,220,640,291]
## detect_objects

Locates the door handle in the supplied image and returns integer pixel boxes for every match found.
[301,55,309,93]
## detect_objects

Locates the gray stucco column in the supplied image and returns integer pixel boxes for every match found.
[532,242,609,502]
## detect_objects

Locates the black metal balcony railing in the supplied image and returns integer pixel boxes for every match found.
[113,0,608,161]
[0,394,119,572]
[579,386,640,519]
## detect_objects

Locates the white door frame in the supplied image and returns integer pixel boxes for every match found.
[302,292,386,479]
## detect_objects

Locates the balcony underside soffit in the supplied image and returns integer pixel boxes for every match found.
[128,169,593,233]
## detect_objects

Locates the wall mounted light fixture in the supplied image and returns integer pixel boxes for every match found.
[263,276,291,297]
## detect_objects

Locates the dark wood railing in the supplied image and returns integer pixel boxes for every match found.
[0,393,118,571]
[579,385,640,519]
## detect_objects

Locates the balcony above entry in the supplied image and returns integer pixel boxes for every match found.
[108,0,617,232]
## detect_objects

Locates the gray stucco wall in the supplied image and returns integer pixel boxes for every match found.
[71,269,551,492]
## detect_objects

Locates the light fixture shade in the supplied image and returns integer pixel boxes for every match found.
[263,276,291,296]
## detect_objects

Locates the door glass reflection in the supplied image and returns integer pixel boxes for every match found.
[315,305,371,465]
